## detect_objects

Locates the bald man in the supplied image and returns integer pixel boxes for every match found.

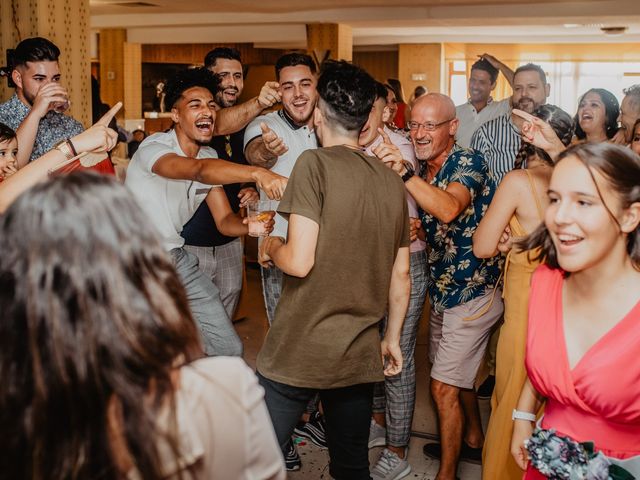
[392,93,503,479]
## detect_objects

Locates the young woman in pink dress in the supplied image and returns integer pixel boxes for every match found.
[510,142,640,478]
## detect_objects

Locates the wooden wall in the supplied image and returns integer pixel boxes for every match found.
[141,43,286,66]
[352,51,398,84]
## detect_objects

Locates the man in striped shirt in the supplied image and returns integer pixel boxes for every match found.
[470,63,550,183]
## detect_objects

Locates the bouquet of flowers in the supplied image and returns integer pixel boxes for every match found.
[525,428,635,480]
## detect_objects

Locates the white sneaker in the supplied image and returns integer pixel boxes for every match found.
[368,419,386,448]
[370,448,411,480]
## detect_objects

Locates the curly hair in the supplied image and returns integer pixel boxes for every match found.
[513,104,574,170]
[518,143,640,271]
[573,88,620,140]
[316,60,376,133]
[164,67,220,110]
[0,172,202,479]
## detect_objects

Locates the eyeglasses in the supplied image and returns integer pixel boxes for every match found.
[407,118,454,132]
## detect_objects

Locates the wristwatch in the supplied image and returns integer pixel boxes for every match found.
[401,163,415,183]
[512,409,537,422]
[54,139,77,161]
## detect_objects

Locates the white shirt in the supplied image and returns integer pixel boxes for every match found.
[125,130,220,251]
[365,126,426,253]
[244,109,318,239]
[455,97,510,149]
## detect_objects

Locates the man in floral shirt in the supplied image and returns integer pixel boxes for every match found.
[394,93,502,479]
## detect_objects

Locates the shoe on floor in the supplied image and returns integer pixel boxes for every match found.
[370,448,411,480]
[368,419,387,448]
[293,410,328,449]
[422,441,482,465]
[477,374,495,399]
[284,439,301,471]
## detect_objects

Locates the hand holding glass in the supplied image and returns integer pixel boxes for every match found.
[247,200,275,237]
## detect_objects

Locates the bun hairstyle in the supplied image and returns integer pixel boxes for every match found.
[513,104,574,170]
[518,142,640,270]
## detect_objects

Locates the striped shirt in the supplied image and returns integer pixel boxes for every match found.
[470,114,521,183]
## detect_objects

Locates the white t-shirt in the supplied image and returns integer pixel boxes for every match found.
[125,130,220,251]
[244,109,318,239]
[455,97,511,149]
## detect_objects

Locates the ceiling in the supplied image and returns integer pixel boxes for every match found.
[89,0,640,47]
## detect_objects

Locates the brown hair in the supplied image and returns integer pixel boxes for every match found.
[518,143,640,270]
[0,172,203,479]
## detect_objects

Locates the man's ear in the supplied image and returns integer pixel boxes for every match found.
[449,117,460,136]
[490,81,497,92]
[313,106,323,129]
[11,69,22,90]
[545,83,551,98]
[170,106,179,124]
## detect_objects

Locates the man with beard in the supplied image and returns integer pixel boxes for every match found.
[181,47,280,319]
[391,93,502,480]
[0,37,83,167]
[455,55,514,149]
[471,63,550,183]
[244,53,318,324]
[125,67,285,358]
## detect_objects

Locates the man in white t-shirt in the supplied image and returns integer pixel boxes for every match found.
[244,53,319,325]
[126,68,285,357]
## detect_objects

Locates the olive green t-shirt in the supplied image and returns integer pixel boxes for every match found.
[257,145,410,389]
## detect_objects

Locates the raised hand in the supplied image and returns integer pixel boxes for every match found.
[70,102,122,154]
[372,128,404,170]
[252,168,287,200]
[32,82,69,118]
[513,108,566,159]
[260,122,288,157]
[257,81,282,108]
[478,53,500,69]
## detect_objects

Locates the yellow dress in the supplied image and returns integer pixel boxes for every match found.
[482,171,543,480]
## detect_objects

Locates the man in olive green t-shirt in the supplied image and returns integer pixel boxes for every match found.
[257,61,411,480]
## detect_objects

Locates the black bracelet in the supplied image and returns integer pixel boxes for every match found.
[66,139,77,157]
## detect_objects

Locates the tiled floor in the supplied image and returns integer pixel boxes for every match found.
[236,263,487,480]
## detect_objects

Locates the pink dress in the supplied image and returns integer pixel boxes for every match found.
[524,265,640,478]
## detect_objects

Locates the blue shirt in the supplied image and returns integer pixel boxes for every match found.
[420,144,502,312]
[0,93,83,162]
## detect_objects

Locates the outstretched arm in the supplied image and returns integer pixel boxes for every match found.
[213,81,281,135]
[0,102,121,212]
[152,154,287,200]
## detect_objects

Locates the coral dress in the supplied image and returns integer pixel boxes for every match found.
[482,171,543,480]
[524,265,640,479]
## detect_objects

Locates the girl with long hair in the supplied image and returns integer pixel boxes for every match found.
[0,172,285,480]
[511,143,640,478]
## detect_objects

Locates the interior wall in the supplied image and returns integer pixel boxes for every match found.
[352,51,398,84]
[141,44,286,66]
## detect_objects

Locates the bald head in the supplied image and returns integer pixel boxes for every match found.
[412,93,456,121]
[409,93,458,162]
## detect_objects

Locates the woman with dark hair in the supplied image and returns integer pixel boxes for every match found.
[0,172,285,480]
[473,104,574,480]
[510,143,640,478]
[573,88,619,143]
[386,78,407,129]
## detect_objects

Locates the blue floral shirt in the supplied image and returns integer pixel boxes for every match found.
[0,94,83,162]
[420,144,502,312]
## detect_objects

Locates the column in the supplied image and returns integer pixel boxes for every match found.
[306,23,352,65]
[0,0,91,127]
[123,42,142,120]
[398,44,444,97]
[98,28,126,119]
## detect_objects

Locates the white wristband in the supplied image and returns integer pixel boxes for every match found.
[512,409,536,422]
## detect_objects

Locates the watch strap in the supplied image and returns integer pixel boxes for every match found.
[512,409,537,422]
